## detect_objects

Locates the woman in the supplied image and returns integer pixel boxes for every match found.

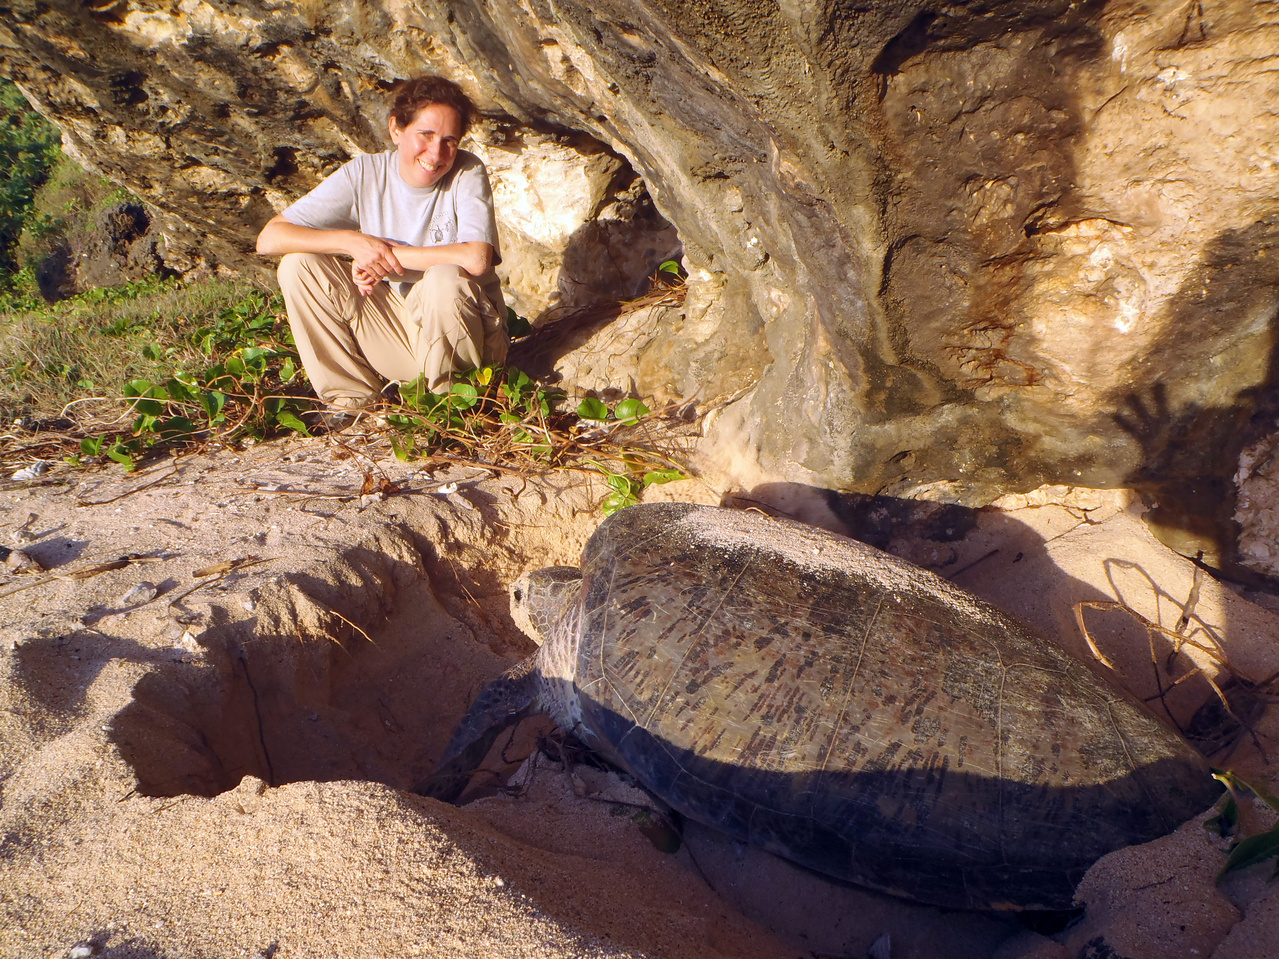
[256,75,506,423]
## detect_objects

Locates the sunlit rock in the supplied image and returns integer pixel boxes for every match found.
[4,0,1279,516]
[470,124,680,320]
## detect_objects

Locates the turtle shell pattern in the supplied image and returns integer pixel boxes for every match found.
[562,503,1219,911]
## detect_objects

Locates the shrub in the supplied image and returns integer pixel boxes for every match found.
[0,78,60,276]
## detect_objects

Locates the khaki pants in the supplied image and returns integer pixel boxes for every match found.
[277,252,508,406]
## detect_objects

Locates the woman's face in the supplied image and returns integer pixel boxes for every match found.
[389,103,463,189]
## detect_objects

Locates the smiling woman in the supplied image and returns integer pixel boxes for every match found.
[255,74,507,419]
[391,103,462,189]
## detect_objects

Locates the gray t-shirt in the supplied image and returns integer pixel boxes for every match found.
[282,149,504,309]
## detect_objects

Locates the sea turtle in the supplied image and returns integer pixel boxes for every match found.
[417,502,1220,910]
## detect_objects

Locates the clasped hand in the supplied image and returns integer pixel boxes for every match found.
[349,234,405,296]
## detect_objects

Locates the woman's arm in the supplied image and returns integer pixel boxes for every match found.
[393,241,493,278]
[256,214,406,281]
[350,240,493,296]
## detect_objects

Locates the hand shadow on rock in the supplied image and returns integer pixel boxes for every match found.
[1107,217,1279,580]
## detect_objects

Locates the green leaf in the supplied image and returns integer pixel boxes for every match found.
[389,433,417,462]
[606,472,637,496]
[273,410,310,435]
[123,379,156,398]
[601,492,635,516]
[279,357,297,383]
[399,376,439,413]
[449,382,479,409]
[1220,826,1279,877]
[577,397,609,421]
[238,347,269,379]
[384,413,421,431]
[106,440,136,470]
[80,435,105,456]
[658,260,682,276]
[613,398,650,423]
[643,468,685,487]
[197,390,227,422]
[164,378,194,404]
[154,416,198,442]
[1215,770,1279,814]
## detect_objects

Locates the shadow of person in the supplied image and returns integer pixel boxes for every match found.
[1106,217,1279,583]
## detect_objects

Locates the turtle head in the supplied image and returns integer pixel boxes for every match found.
[413,659,539,803]
[509,566,582,647]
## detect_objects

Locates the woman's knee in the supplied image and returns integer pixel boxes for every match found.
[420,263,468,291]
[278,252,335,290]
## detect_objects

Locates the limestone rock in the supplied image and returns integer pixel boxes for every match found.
[469,123,681,320]
[1234,427,1279,578]
[4,0,1279,513]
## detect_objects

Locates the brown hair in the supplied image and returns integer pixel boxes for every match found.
[388,75,474,135]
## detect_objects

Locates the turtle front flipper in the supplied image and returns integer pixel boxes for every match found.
[412,657,540,803]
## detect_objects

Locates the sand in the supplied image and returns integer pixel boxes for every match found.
[2,434,1277,959]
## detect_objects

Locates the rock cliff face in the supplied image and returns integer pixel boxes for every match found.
[3,0,1278,519]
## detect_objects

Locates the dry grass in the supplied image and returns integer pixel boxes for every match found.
[0,276,278,423]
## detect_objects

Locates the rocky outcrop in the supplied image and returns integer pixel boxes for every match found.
[468,123,681,320]
[3,0,1279,526]
[32,199,170,300]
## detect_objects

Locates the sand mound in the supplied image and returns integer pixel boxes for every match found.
[3,440,1278,958]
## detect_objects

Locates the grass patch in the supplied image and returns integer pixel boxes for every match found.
[1,276,313,469]
[0,273,692,511]
[0,276,300,424]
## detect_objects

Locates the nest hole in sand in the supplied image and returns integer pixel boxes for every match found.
[107,539,524,799]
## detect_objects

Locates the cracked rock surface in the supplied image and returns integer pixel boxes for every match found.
[7,2,1279,510]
